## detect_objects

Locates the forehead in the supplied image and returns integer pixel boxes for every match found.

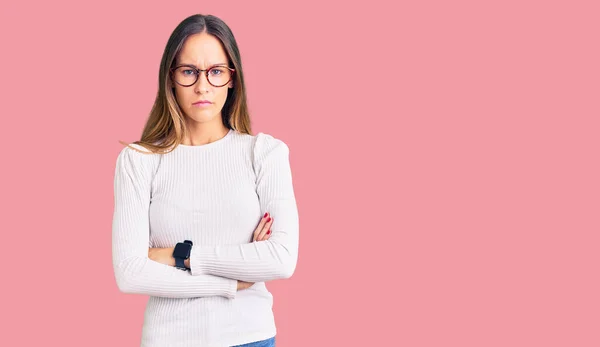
[178,32,228,66]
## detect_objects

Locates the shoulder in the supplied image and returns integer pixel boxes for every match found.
[230,130,290,159]
[117,143,154,159]
[252,132,290,157]
[115,143,160,174]
[250,132,291,173]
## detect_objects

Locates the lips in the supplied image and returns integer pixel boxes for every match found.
[193,100,212,105]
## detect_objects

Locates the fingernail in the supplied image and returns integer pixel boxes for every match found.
[267,230,271,234]
[264,212,268,218]
[267,217,271,222]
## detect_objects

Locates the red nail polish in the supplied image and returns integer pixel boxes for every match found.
[267,217,271,222]
[267,230,271,234]
[264,212,268,218]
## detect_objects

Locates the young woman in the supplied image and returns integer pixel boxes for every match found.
[111,14,299,347]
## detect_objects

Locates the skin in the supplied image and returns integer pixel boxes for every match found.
[147,32,272,291]
[174,32,234,146]
[148,214,273,268]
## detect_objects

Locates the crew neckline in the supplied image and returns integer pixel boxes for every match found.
[176,129,234,149]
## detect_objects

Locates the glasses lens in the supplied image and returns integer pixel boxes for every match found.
[172,66,233,87]
[207,67,232,87]
[172,66,198,86]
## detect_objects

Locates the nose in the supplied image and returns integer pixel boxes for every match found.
[194,71,210,93]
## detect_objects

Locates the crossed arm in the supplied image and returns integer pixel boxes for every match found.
[147,212,275,276]
[112,136,299,299]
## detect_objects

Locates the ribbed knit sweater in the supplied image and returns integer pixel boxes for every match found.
[111,129,299,347]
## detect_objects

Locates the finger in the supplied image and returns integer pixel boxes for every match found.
[253,214,268,242]
[253,213,270,242]
[256,217,274,241]
[256,218,270,241]
[260,229,272,242]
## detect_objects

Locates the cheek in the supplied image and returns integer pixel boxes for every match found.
[174,88,194,105]
[217,88,230,104]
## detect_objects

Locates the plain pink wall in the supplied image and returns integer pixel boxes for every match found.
[1,0,598,346]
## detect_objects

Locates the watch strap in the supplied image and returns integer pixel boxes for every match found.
[175,256,186,270]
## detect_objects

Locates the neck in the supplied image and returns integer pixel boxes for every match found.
[182,121,229,146]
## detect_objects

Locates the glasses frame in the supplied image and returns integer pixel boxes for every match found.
[169,64,236,88]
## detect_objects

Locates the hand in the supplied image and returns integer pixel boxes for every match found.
[148,247,176,267]
[253,212,274,242]
[237,280,254,291]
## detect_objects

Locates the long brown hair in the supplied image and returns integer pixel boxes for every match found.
[120,14,252,154]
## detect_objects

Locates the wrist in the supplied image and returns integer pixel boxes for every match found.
[170,247,177,267]
[172,240,193,270]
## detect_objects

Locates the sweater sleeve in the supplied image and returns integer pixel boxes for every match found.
[189,133,300,282]
[112,145,238,299]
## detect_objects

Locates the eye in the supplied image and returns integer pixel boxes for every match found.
[209,67,225,75]
[182,69,196,75]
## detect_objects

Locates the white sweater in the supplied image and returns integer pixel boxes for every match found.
[111,129,299,347]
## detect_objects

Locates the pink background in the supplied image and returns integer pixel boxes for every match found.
[2,0,599,346]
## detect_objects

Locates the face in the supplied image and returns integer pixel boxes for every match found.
[171,32,233,125]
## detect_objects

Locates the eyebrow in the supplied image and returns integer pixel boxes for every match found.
[177,62,228,68]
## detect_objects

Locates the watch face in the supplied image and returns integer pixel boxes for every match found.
[173,243,191,258]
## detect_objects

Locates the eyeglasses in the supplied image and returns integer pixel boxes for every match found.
[170,64,235,87]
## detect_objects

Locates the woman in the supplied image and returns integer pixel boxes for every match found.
[112,13,299,347]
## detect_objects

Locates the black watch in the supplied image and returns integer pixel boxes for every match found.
[173,240,193,270]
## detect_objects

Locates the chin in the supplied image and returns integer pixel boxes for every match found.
[186,112,219,123]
